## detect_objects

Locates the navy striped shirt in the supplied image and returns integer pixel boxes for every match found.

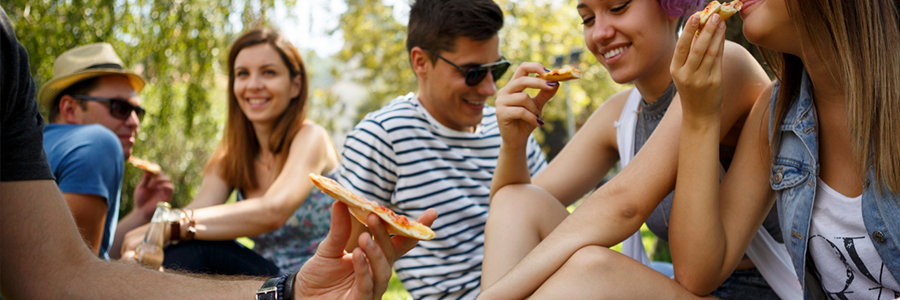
[338,93,546,299]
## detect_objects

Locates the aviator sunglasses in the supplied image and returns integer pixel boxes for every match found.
[421,47,511,86]
[74,95,146,121]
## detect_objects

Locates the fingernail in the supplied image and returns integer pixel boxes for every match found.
[547,82,557,87]
[367,237,374,248]
[719,20,726,29]
[691,15,699,26]
[544,68,551,72]
[711,14,721,23]
[537,117,545,126]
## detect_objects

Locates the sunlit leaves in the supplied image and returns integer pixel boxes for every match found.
[5,0,281,213]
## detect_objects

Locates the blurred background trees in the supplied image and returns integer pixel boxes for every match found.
[4,0,637,214]
[5,0,293,212]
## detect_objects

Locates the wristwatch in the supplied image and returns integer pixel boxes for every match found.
[255,277,281,300]
[256,273,296,300]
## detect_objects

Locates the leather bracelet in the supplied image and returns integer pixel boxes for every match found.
[169,220,181,242]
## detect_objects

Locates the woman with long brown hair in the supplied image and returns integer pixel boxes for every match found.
[122,27,340,276]
[670,0,900,298]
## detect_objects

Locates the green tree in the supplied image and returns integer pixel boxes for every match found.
[5,0,291,215]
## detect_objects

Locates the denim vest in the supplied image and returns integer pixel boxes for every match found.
[769,71,900,298]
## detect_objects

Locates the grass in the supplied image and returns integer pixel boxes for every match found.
[383,271,413,300]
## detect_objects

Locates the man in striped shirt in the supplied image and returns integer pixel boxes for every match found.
[337,0,547,299]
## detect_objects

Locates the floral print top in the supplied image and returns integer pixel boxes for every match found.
[237,169,336,274]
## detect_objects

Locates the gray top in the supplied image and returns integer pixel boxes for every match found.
[632,83,782,243]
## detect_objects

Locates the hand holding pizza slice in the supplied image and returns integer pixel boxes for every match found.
[309,174,436,240]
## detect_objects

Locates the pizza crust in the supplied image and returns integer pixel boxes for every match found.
[128,156,161,174]
[540,65,582,82]
[309,173,436,240]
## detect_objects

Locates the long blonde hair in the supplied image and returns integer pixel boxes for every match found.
[205,28,309,190]
[766,0,900,194]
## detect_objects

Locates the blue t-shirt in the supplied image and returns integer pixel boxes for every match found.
[43,124,123,260]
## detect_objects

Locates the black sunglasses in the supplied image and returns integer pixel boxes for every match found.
[74,95,145,121]
[421,47,511,87]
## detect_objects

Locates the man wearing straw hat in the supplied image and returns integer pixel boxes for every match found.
[38,43,173,260]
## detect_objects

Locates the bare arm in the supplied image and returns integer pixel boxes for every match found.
[668,14,776,295]
[187,122,339,239]
[2,180,433,300]
[671,85,776,294]
[1,180,264,299]
[531,90,627,206]
[121,122,339,258]
[61,193,108,256]
[479,25,769,300]
[490,63,559,200]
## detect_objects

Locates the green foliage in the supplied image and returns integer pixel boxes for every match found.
[334,0,417,120]
[5,0,288,214]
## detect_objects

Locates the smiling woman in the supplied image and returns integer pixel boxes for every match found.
[121,27,342,276]
[480,0,781,298]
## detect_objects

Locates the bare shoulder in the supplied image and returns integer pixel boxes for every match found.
[294,120,330,143]
[722,41,768,85]
[721,41,770,113]
[589,88,633,123]
[579,88,635,150]
[293,120,339,167]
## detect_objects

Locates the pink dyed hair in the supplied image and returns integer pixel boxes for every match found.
[659,0,706,18]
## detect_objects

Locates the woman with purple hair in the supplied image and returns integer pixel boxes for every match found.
[478,0,781,298]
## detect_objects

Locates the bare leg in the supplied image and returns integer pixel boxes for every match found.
[482,184,570,289]
[532,246,714,300]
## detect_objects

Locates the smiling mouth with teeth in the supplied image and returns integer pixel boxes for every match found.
[463,99,485,106]
[248,98,269,105]
[603,46,628,59]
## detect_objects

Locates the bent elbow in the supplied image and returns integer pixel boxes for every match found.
[597,181,652,224]
[673,270,719,297]
[262,205,294,232]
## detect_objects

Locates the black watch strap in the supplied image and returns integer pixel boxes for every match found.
[256,277,281,300]
[283,272,297,300]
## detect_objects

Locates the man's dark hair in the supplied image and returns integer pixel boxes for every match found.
[48,77,99,122]
[406,0,504,62]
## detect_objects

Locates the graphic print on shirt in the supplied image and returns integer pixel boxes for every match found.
[808,178,900,300]
[809,234,900,299]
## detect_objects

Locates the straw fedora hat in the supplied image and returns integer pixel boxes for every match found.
[37,43,145,109]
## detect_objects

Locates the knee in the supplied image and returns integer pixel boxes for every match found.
[492,184,556,208]
[489,184,560,221]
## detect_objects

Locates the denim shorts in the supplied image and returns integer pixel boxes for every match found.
[710,268,780,300]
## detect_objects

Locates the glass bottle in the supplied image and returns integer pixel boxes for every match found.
[134,202,170,269]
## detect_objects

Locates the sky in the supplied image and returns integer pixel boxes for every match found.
[276,0,411,57]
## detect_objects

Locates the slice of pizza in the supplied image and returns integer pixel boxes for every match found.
[693,0,743,31]
[540,65,582,82]
[128,156,161,174]
[309,174,436,240]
